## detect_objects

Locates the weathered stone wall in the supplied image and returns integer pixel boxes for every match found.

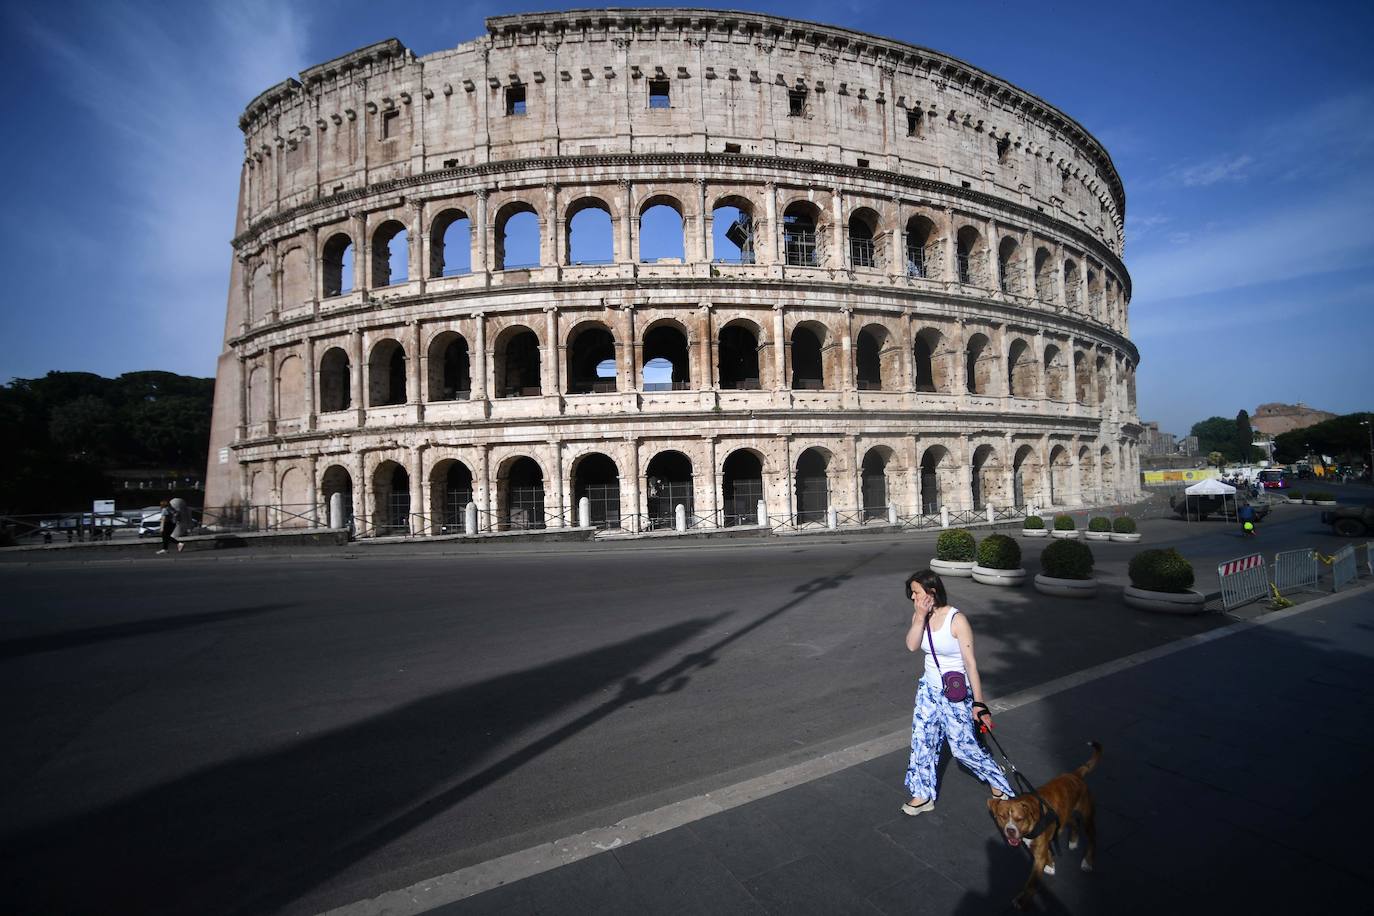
[205,9,1141,535]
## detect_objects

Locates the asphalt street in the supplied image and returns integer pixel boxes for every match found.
[0,494,1366,915]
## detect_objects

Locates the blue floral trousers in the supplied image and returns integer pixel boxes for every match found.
[904,677,1015,801]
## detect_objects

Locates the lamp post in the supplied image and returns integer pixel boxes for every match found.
[1361,419,1372,483]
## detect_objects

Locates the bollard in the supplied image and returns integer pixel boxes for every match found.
[329,492,345,530]
[465,502,478,536]
[675,503,687,532]
[578,496,591,529]
[940,506,950,528]
[888,504,898,525]
[827,506,838,529]
[986,504,995,525]
[757,499,767,528]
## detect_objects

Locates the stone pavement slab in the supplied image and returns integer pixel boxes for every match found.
[412,584,1374,915]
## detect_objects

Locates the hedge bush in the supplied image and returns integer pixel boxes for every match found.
[1041,538,1095,579]
[1128,548,1195,593]
[1288,491,1303,500]
[1023,515,1046,530]
[1112,516,1138,534]
[976,533,1022,570]
[1053,514,1076,531]
[1309,491,1335,501]
[936,528,976,562]
[1088,516,1111,533]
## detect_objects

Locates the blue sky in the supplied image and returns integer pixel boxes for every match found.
[2,0,1371,436]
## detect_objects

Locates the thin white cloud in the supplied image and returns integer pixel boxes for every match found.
[1171,153,1254,188]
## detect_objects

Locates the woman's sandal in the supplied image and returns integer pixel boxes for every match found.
[900,798,935,816]
[990,790,1012,801]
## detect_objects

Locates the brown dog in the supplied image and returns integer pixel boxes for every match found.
[987,741,1102,910]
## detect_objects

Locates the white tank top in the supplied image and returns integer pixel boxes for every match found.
[921,607,967,684]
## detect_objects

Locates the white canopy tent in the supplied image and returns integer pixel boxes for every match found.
[1182,477,1238,522]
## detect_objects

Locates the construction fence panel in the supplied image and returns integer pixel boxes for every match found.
[1218,553,1269,612]
[1331,545,1357,592]
[1273,548,1321,596]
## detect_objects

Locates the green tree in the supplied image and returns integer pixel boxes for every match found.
[1191,416,1242,460]
[1234,410,1260,462]
[1274,412,1374,465]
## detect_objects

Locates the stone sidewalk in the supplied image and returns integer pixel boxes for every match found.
[355,584,1373,915]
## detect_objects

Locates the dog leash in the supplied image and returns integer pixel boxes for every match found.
[981,725,1061,846]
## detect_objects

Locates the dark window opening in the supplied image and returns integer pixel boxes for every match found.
[506,85,526,116]
[505,458,544,530]
[646,451,693,528]
[856,158,869,169]
[722,451,764,527]
[996,136,1010,162]
[784,208,818,266]
[381,109,399,139]
[574,454,620,528]
[795,450,829,523]
[790,327,824,390]
[788,88,807,117]
[499,331,542,397]
[856,331,883,390]
[648,79,670,108]
[377,464,410,536]
[322,234,353,297]
[920,452,941,515]
[723,142,742,154]
[718,325,761,390]
[441,463,473,533]
[914,335,936,393]
[907,109,922,136]
[319,348,351,411]
[849,217,875,268]
[568,328,617,394]
[861,451,889,519]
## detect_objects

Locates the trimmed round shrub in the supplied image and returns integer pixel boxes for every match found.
[1053,514,1076,531]
[976,534,1022,570]
[936,528,976,562]
[1310,491,1334,501]
[1088,516,1111,533]
[1112,516,1138,534]
[1128,548,1195,593]
[1041,538,1095,580]
[1023,515,1046,530]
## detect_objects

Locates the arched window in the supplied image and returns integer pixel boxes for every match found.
[642,324,689,391]
[722,450,764,526]
[795,449,830,523]
[849,209,879,269]
[318,347,351,412]
[965,333,991,395]
[861,448,891,519]
[646,451,693,528]
[495,328,541,397]
[1007,339,1034,398]
[784,202,821,267]
[322,233,354,297]
[430,460,473,533]
[971,445,1000,510]
[1012,446,1037,507]
[367,339,407,406]
[1044,344,1066,401]
[573,453,621,528]
[372,220,408,287]
[1048,446,1071,506]
[905,215,938,279]
[567,199,613,265]
[1034,248,1053,300]
[956,226,984,285]
[503,457,545,529]
[856,326,892,390]
[1074,351,1090,403]
[430,209,472,277]
[567,324,617,394]
[790,324,825,389]
[998,237,1020,294]
[427,332,470,401]
[495,204,539,270]
[718,322,761,390]
[1063,259,1080,306]
[373,462,410,535]
[920,447,947,515]
[712,196,755,264]
[639,201,685,263]
[321,464,353,525]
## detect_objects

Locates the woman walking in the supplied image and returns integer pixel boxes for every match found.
[901,568,1014,814]
[156,500,182,555]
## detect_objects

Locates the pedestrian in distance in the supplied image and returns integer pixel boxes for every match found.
[156,499,182,555]
[901,569,1015,815]
[1238,502,1256,538]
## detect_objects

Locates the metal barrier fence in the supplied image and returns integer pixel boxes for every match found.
[1332,545,1358,592]
[1273,548,1321,596]
[1365,542,1374,577]
[1218,553,1269,611]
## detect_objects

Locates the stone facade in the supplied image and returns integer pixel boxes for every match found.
[205,9,1142,535]
[1251,402,1337,438]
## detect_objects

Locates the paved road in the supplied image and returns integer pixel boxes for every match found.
[0,500,1362,915]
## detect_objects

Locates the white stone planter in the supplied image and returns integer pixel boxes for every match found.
[930,558,975,578]
[1021,528,1049,538]
[1314,500,1337,507]
[972,565,1027,587]
[1084,531,1112,541]
[1034,574,1099,598]
[1123,585,1207,614]
[1050,529,1080,539]
[1109,532,1142,543]
[1287,496,1303,504]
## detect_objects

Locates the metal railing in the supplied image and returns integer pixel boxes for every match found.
[1332,545,1358,592]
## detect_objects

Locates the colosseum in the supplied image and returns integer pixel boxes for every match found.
[204,8,1142,537]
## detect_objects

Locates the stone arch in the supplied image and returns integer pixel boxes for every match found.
[711,193,757,264]
[492,324,542,398]
[997,236,1021,294]
[566,196,615,265]
[718,317,763,390]
[861,445,895,518]
[371,219,408,287]
[318,347,351,412]
[1007,338,1035,398]
[1043,343,1067,401]
[856,322,898,391]
[1074,350,1091,403]
[918,444,955,515]
[275,354,304,422]
[278,466,310,526]
[1100,445,1117,496]
[1012,444,1040,507]
[494,200,540,270]
[427,330,471,401]
[430,208,472,277]
[964,332,993,395]
[367,337,407,407]
[249,261,271,324]
[1095,354,1109,407]
[848,206,881,269]
[322,231,354,297]
[642,319,690,390]
[646,449,694,527]
[794,447,832,523]
[571,451,622,527]
[783,200,824,267]
[429,457,474,534]
[371,460,411,535]
[721,447,766,526]
[638,195,686,263]
[320,464,353,526]
[790,320,829,390]
[1034,247,1054,300]
[280,245,309,312]
[905,213,940,279]
[496,454,546,530]
[1063,258,1081,307]
[246,365,268,426]
[955,224,986,286]
[971,443,1002,510]
[567,321,618,394]
[1087,268,1103,319]
[1048,445,1072,506]
[1078,446,1096,504]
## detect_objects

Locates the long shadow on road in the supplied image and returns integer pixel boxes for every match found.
[0,603,293,661]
